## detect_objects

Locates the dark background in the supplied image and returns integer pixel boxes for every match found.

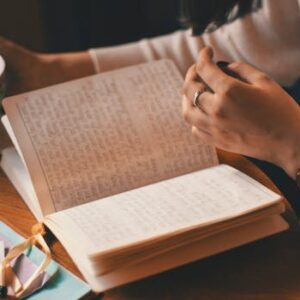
[0,0,181,52]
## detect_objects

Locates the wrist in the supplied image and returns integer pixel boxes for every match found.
[272,126,300,180]
[39,51,95,83]
[282,149,300,180]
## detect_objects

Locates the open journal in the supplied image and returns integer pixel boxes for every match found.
[0,60,289,292]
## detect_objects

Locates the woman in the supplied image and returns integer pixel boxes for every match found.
[0,0,299,183]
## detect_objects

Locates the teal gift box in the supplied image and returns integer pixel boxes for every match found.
[0,221,91,299]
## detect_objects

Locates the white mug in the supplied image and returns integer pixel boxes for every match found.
[0,55,6,101]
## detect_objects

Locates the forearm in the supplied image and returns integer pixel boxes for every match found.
[40,51,95,83]
[89,30,203,76]
[90,0,300,84]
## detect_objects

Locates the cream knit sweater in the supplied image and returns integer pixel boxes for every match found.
[90,0,300,86]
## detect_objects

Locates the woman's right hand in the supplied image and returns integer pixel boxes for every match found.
[0,37,95,96]
[182,47,300,179]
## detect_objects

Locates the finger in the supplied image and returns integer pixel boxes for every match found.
[191,126,215,145]
[183,78,206,106]
[182,95,211,129]
[183,65,205,96]
[228,61,271,86]
[184,86,216,115]
[196,90,216,114]
[196,47,237,93]
[183,64,216,114]
[185,64,199,82]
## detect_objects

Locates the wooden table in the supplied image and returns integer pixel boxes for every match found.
[1,122,300,300]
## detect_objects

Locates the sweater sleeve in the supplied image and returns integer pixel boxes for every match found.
[90,0,300,86]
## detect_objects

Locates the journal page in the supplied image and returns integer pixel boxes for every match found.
[3,60,218,214]
[45,165,282,261]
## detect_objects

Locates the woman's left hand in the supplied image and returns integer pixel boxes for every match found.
[0,37,94,96]
[182,47,300,178]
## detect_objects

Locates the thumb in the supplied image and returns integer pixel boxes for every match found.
[227,61,268,85]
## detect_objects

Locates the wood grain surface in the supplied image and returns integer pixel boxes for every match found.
[1,122,300,300]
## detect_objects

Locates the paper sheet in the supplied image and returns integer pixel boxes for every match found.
[4,60,218,214]
[49,165,281,254]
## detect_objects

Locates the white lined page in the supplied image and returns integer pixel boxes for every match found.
[47,165,281,254]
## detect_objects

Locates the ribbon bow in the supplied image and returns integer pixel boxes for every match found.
[0,223,51,298]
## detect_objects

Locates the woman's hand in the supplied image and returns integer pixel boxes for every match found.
[0,37,94,96]
[182,47,300,179]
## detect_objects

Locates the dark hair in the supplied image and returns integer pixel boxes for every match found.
[180,0,261,35]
